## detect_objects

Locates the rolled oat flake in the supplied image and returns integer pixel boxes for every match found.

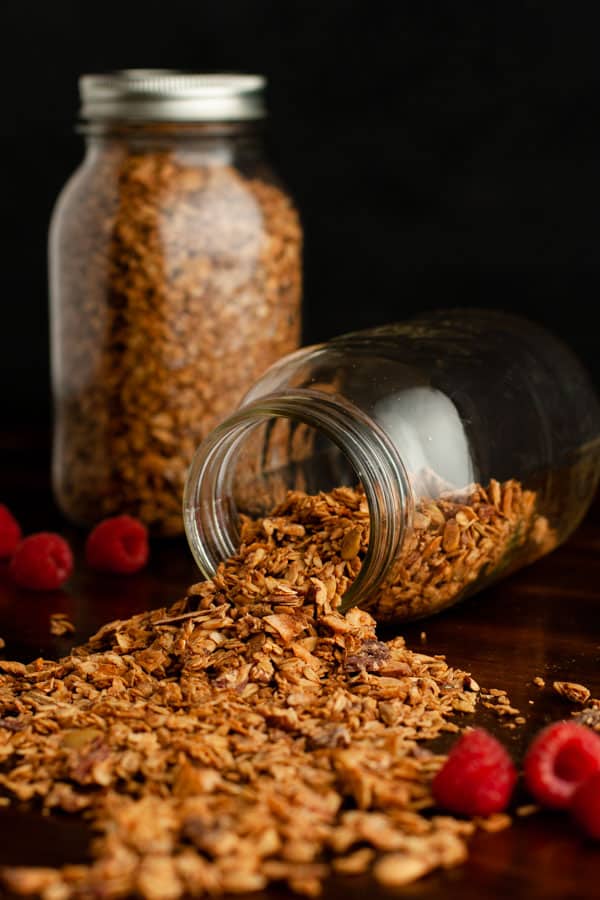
[50,70,302,535]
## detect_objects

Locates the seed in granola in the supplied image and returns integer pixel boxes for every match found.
[442,519,460,552]
[340,527,362,560]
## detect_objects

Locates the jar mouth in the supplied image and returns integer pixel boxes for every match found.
[183,389,413,611]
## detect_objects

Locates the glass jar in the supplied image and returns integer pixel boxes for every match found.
[184,309,600,622]
[50,71,302,536]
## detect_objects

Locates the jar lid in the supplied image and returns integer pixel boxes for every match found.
[79,70,266,122]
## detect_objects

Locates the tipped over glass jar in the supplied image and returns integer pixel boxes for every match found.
[183,309,600,622]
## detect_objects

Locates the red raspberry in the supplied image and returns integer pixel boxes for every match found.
[0,504,22,558]
[523,721,600,809]
[571,771,600,839]
[9,533,73,590]
[432,728,517,816]
[85,515,149,574]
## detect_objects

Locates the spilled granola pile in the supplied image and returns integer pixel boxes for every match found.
[1,486,510,898]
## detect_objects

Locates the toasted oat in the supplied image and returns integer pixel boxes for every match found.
[1,869,62,895]
[373,853,433,887]
[533,676,545,688]
[480,689,520,724]
[0,659,26,675]
[475,813,512,833]
[332,848,375,875]
[0,637,5,649]
[515,804,539,817]
[49,614,76,637]
[553,681,591,704]
[0,486,514,898]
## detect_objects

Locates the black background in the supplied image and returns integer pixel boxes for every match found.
[5,1,600,425]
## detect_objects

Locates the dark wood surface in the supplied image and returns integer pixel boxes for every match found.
[1,428,599,899]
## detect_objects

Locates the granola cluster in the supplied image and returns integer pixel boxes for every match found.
[0,486,494,898]
[51,143,302,535]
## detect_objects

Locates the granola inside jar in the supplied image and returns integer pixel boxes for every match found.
[184,309,600,621]
[50,71,302,535]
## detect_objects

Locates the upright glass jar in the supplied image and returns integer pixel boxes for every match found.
[184,309,600,622]
[50,70,302,536]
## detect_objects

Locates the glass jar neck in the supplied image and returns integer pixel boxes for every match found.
[80,119,264,138]
[183,389,413,611]
[80,120,267,171]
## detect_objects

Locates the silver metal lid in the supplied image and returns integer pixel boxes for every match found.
[79,70,267,122]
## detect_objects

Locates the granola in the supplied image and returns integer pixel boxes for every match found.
[49,614,76,637]
[52,144,302,535]
[552,681,591,704]
[364,477,555,621]
[515,804,540,817]
[0,486,507,898]
[574,707,600,731]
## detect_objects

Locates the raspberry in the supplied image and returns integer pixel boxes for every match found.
[431,728,517,816]
[571,771,600,839]
[0,504,22,558]
[85,515,149,574]
[9,533,73,590]
[523,721,600,809]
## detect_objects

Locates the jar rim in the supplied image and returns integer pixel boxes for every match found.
[183,389,413,612]
[79,70,267,123]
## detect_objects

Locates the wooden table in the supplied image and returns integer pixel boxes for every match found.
[1,429,599,899]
